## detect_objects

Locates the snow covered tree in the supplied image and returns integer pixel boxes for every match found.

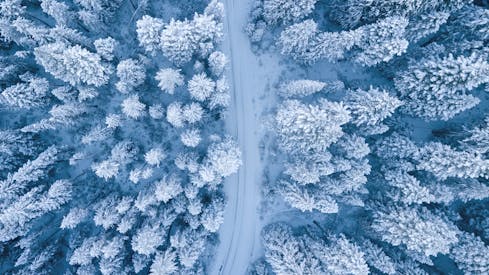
[0,76,49,109]
[92,160,119,180]
[149,104,164,119]
[155,68,184,94]
[34,42,112,87]
[263,0,318,25]
[136,15,165,55]
[461,117,489,154]
[210,77,231,109]
[395,53,489,120]
[275,99,350,153]
[121,95,146,119]
[61,208,89,229]
[160,10,223,65]
[372,206,459,256]
[205,138,242,178]
[345,87,402,126]
[131,224,165,256]
[312,29,363,63]
[182,103,204,124]
[416,142,489,180]
[208,51,227,76]
[405,12,450,43]
[353,16,409,66]
[330,0,468,29]
[278,79,326,98]
[360,239,396,275]
[188,73,215,101]
[155,175,183,203]
[75,0,123,29]
[0,179,72,242]
[40,0,72,26]
[21,103,87,133]
[383,168,434,205]
[150,249,178,275]
[145,148,166,167]
[0,146,58,200]
[262,223,323,275]
[308,235,369,275]
[200,196,225,232]
[279,180,339,213]
[277,20,320,63]
[166,101,184,128]
[116,59,146,94]
[94,37,117,61]
[180,129,201,147]
[451,233,489,274]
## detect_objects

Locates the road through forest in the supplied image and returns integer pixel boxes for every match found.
[209,0,274,274]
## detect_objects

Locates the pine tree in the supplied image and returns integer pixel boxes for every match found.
[275,99,350,153]
[279,180,339,213]
[144,148,166,167]
[155,175,183,203]
[181,129,201,147]
[353,16,409,66]
[345,87,402,126]
[0,76,50,109]
[200,196,225,232]
[405,12,450,43]
[136,15,165,55]
[372,206,459,256]
[40,0,73,26]
[131,224,166,256]
[60,208,89,229]
[121,94,146,119]
[277,20,320,63]
[383,168,435,204]
[0,146,58,200]
[155,68,184,94]
[188,73,215,101]
[451,233,489,274]
[34,42,112,87]
[0,179,72,242]
[395,53,489,120]
[416,142,489,180]
[94,37,117,61]
[205,138,242,178]
[160,11,222,65]
[150,249,178,275]
[116,59,146,94]
[182,103,204,124]
[360,239,396,275]
[21,103,87,133]
[166,101,185,128]
[208,51,228,76]
[308,235,369,275]
[262,0,318,25]
[278,79,326,98]
[330,0,469,29]
[262,223,323,275]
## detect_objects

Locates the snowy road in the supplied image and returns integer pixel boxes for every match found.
[209,0,278,274]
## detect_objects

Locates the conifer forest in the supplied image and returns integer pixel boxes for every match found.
[1,0,489,274]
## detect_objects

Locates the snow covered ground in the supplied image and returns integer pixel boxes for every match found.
[208,0,283,274]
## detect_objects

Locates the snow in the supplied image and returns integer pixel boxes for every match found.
[208,0,283,273]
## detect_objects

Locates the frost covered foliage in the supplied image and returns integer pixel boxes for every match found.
[136,3,224,65]
[0,0,240,274]
[261,223,369,275]
[254,1,489,274]
[272,81,400,214]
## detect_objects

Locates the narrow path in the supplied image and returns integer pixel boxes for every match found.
[209,0,277,274]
